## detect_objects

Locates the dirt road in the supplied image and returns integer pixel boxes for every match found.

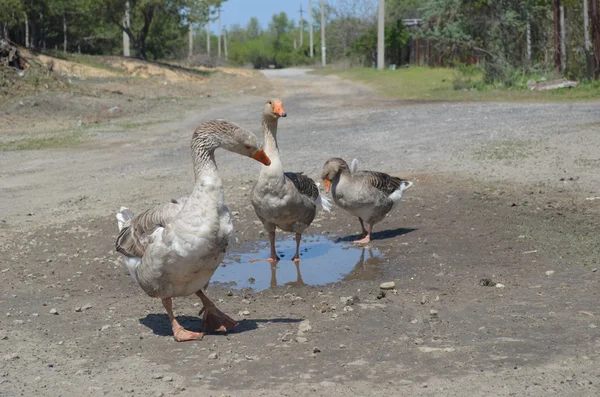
[1,69,600,397]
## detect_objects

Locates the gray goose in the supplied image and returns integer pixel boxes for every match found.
[321,157,412,244]
[115,120,270,342]
[251,99,331,262]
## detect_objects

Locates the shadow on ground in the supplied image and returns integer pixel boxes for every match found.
[140,314,303,337]
[335,227,417,243]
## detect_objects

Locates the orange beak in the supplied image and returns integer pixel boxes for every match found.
[251,148,271,166]
[323,179,331,193]
[273,101,287,117]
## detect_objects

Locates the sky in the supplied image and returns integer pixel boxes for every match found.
[209,0,308,32]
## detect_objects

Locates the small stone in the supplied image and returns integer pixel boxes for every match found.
[589,324,597,329]
[592,268,598,272]
[208,352,218,359]
[31,313,39,317]
[495,283,505,289]
[380,281,396,290]
[1,335,8,340]
[312,347,321,353]
[12,320,24,325]
[100,325,111,331]
[239,310,250,316]
[76,369,91,375]
[546,270,555,276]
[340,296,359,305]
[343,306,354,312]
[430,309,438,316]
[298,320,312,333]
[154,392,164,397]
[226,290,233,297]
[376,291,386,299]
[151,373,164,379]
[163,376,173,382]
[296,337,308,344]
[49,308,58,315]
[75,307,82,312]
[339,344,346,349]
[245,355,258,361]
[195,373,204,380]
[420,295,427,304]
[3,353,19,361]
[82,303,93,310]
[410,319,418,324]
[479,278,496,287]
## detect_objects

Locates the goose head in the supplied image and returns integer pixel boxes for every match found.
[321,157,349,193]
[263,99,287,120]
[223,126,271,165]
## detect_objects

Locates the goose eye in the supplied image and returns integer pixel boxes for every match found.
[245,145,252,150]
[267,101,272,105]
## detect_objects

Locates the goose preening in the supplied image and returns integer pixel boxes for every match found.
[251,99,331,262]
[321,157,412,244]
[115,120,271,342]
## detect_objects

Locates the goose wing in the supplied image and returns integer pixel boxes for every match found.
[115,197,187,258]
[284,172,319,201]
[359,171,405,196]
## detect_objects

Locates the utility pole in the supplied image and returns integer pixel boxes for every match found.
[309,0,313,57]
[320,0,326,66]
[206,24,210,56]
[298,4,304,47]
[123,1,130,57]
[584,0,592,80]
[560,5,566,72]
[553,0,561,74]
[217,7,222,59]
[224,28,228,61]
[377,0,384,70]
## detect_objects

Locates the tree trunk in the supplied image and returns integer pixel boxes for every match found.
[25,15,29,48]
[591,0,600,79]
[188,23,193,60]
[123,1,130,57]
[553,0,561,75]
[63,13,67,52]
[2,21,7,40]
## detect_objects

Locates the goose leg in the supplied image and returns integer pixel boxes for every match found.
[291,232,302,262]
[354,224,373,244]
[195,290,238,332]
[270,260,279,288]
[162,298,204,342]
[358,218,368,236]
[267,231,280,262]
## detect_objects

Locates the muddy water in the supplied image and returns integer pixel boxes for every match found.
[210,235,384,291]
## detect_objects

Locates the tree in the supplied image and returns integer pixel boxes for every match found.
[100,0,185,59]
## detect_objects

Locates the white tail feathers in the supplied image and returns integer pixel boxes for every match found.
[400,181,413,192]
[389,181,413,206]
[116,206,135,231]
[350,158,359,174]
[315,182,332,212]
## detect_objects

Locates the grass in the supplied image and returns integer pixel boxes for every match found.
[473,139,541,164]
[0,131,83,151]
[312,66,600,102]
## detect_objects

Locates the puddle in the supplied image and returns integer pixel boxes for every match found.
[210,235,384,291]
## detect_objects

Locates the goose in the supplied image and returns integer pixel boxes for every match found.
[251,99,331,262]
[115,120,271,342]
[320,157,412,244]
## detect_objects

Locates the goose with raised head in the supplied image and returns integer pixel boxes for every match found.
[321,157,412,244]
[251,99,331,262]
[115,120,270,342]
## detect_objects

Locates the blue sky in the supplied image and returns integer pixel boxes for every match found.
[209,0,306,31]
